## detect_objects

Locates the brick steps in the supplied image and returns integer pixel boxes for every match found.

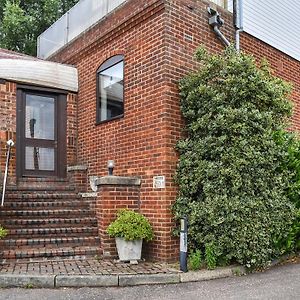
[0,209,91,218]
[0,179,100,261]
[2,200,90,210]
[1,246,100,260]
[6,226,98,238]
[2,217,98,228]
[7,186,76,192]
[4,192,81,200]
[0,236,100,249]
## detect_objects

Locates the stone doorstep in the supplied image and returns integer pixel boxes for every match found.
[0,266,246,288]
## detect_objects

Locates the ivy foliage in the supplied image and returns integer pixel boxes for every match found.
[107,209,154,242]
[174,47,297,269]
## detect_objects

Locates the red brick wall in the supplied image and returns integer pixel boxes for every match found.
[66,93,78,166]
[240,33,300,132]
[0,81,17,183]
[51,0,179,262]
[50,0,300,262]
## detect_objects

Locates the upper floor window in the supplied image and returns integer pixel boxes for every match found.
[210,0,232,11]
[96,55,124,123]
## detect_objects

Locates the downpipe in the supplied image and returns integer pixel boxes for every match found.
[213,24,231,47]
[233,0,244,52]
[208,1,243,51]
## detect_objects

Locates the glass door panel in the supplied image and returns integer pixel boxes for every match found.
[25,95,55,140]
[25,147,55,171]
[23,93,57,176]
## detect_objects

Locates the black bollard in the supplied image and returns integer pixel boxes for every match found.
[180,216,188,272]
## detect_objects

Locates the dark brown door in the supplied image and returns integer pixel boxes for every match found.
[17,89,67,178]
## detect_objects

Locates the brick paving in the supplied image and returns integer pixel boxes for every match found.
[0,258,179,276]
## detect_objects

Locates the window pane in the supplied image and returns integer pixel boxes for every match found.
[98,60,124,122]
[25,147,55,171]
[25,94,55,140]
[211,0,231,10]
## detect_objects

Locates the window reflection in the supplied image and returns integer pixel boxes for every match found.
[25,95,55,140]
[25,147,55,171]
[97,57,124,122]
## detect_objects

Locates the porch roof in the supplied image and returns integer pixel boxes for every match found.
[0,48,78,92]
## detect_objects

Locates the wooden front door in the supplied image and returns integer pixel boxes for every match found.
[17,88,67,178]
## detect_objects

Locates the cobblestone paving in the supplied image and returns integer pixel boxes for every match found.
[0,258,179,276]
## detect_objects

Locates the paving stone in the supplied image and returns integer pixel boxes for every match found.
[0,258,178,277]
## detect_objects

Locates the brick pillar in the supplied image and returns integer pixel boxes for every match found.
[95,176,141,258]
[67,165,88,193]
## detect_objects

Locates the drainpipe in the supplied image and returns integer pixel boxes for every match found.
[233,0,244,52]
[208,7,231,48]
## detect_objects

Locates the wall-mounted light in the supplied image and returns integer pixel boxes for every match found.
[107,160,115,176]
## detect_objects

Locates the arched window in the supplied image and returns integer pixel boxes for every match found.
[96,55,124,123]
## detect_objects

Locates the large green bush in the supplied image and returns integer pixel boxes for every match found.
[174,47,297,269]
[274,130,300,252]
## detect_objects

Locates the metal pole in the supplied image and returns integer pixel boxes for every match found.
[1,140,14,207]
[180,216,188,272]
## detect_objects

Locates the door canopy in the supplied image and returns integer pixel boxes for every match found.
[0,49,78,92]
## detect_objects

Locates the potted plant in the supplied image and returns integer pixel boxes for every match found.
[107,209,154,262]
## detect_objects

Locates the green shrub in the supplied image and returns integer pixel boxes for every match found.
[0,225,8,239]
[107,209,154,242]
[174,47,297,269]
[188,249,202,270]
[205,242,217,270]
[273,130,300,253]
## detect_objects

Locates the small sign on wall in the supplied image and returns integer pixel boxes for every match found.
[153,176,166,189]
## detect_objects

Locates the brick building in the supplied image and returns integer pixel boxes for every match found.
[0,0,299,262]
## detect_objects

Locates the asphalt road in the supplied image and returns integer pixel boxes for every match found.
[0,263,299,300]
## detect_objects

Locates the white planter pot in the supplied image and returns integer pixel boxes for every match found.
[115,237,143,262]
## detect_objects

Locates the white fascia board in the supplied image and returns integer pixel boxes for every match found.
[0,59,78,92]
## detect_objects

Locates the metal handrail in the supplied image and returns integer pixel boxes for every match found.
[1,139,14,207]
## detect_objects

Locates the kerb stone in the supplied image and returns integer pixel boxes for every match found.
[119,273,180,286]
[55,275,118,287]
[0,275,55,288]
